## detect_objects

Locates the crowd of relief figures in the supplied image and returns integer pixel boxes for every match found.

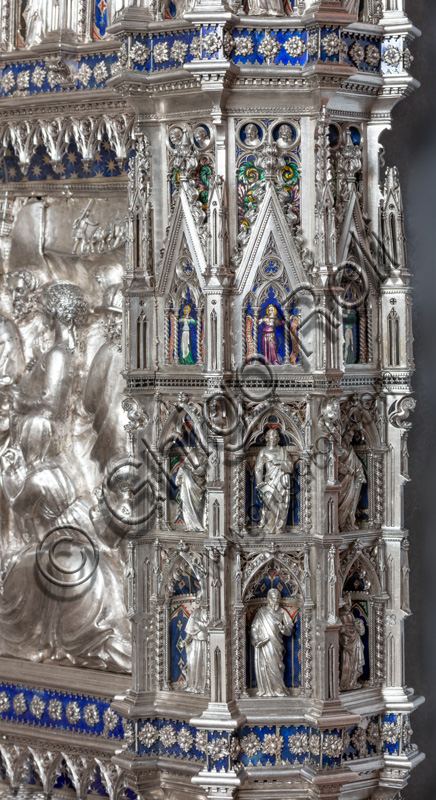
[0,196,132,672]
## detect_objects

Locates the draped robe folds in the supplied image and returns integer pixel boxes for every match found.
[179,316,196,365]
[260,321,282,365]
[0,456,131,672]
[339,609,365,690]
[250,606,293,696]
[175,454,206,530]
[184,606,208,692]
[338,445,366,531]
[255,446,292,534]
[25,0,48,47]
[83,339,129,473]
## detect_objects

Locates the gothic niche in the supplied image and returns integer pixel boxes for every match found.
[338,426,368,530]
[166,416,207,531]
[244,236,300,366]
[338,398,383,531]
[166,250,204,366]
[339,552,384,691]
[340,257,373,366]
[244,562,302,697]
[162,553,208,693]
[245,417,299,535]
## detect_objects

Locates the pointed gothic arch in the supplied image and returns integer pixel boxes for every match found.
[336,207,379,366]
[243,410,303,534]
[158,409,208,533]
[340,551,386,689]
[234,554,307,699]
[156,548,208,694]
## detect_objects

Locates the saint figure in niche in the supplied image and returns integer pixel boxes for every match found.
[344,324,356,363]
[259,304,283,365]
[338,428,366,531]
[339,594,365,691]
[179,304,197,365]
[250,588,293,696]
[175,448,206,530]
[254,428,293,534]
[184,600,208,693]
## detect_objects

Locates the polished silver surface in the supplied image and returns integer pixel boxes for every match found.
[0,0,424,799]
[250,588,293,697]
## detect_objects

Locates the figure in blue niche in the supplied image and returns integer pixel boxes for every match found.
[179,303,197,365]
[184,599,208,693]
[344,312,358,364]
[259,304,284,365]
[250,588,293,696]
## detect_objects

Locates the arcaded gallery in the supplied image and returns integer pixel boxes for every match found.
[0,0,423,799]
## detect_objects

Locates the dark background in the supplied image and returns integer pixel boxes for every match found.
[387,1,436,796]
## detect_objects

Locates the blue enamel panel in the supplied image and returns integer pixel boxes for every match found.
[0,682,123,739]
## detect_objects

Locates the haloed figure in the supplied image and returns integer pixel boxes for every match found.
[251,588,293,696]
[179,304,197,365]
[259,304,283,365]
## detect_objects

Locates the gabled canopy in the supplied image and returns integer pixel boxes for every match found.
[157,186,207,296]
[234,182,306,298]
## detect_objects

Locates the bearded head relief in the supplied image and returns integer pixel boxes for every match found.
[7,270,38,321]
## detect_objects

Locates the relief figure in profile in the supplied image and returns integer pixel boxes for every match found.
[0,444,131,672]
[0,281,89,539]
[254,428,293,534]
[250,588,292,696]
[8,281,88,467]
[0,313,24,391]
[83,284,128,474]
[184,600,208,693]
[0,281,131,671]
[339,594,365,691]
[7,270,53,369]
[175,448,206,531]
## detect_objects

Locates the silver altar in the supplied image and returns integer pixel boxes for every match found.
[0,0,423,799]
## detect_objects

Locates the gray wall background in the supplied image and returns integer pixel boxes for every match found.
[386,1,436,796]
